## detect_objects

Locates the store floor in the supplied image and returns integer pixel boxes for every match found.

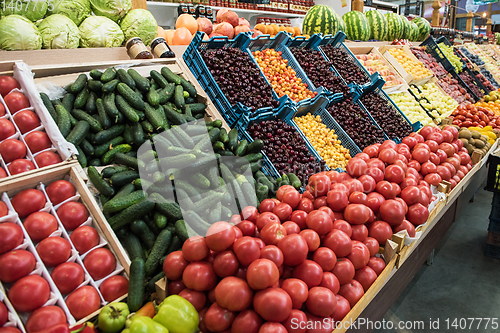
[374,181,500,333]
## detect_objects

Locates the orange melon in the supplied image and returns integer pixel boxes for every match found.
[165,30,175,45]
[176,14,198,35]
[172,27,193,45]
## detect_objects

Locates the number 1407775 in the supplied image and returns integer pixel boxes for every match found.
[0,0,54,12]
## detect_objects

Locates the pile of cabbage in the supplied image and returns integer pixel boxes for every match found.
[0,0,158,50]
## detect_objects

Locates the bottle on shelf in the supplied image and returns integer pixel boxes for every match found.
[126,37,153,59]
[206,5,213,18]
[178,0,189,14]
[195,3,206,17]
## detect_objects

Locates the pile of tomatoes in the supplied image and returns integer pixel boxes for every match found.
[451,104,500,129]
[0,180,128,333]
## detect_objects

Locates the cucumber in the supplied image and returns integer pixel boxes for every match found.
[194,191,224,212]
[127,151,137,158]
[76,146,87,168]
[162,129,184,148]
[114,184,136,202]
[183,210,212,235]
[102,165,130,178]
[116,68,136,89]
[179,76,197,98]
[228,128,238,151]
[100,194,110,206]
[150,70,169,88]
[219,150,234,156]
[79,139,94,156]
[133,122,145,146]
[242,153,262,164]
[221,205,232,221]
[213,141,224,152]
[89,159,101,166]
[185,97,195,104]
[128,68,150,92]
[185,125,208,136]
[151,80,159,90]
[184,106,195,121]
[256,183,269,203]
[136,110,145,121]
[71,109,102,133]
[102,143,132,165]
[219,128,229,144]
[158,83,175,104]
[96,98,111,129]
[114,152,144,170]
[143,214,161,235]
[155,105,168,128]
[191,173,210,189]
[166,235,182,254]
[208,201,222,224]
[144,103,165,131]
[40,93,57,120]
[130,219,156,249]
[153,171,165,184]
[159,154,196,169]
[66,120,90,145]
[70,74,87,94]
[89,69,102,80]
[102,79,119,93]
[86,92,97,114]
[74,88,89,109]
[115,110,125,124]
[93,124,126,145]
[103,93,120,119]
[145,229,172,276]
[109,169,139,187]
[124,124,134,145]
[61,93,75,115]
[154,212,168,229]
[246,139,264,153]
[87,166,115,197]
[88,80,103,92]
[174,179,202,202]
[164,104,186,125]
[174,220,189,241]
[139,149,156,163]
[128,258,145,312]
[155,200,183,221]
[121,233,145,261]
[186,103,206,114]
[174,85,185,110]
[170,126,193,148]
[108,198,155,230]
[55,105,71,137]
[206,120,222,128]
[141,120,154,133]
[161,67,181,85]
[94,136,124,157]
[101,67,117,83]
[147,87,160,107]
[288,173,301,189]
[115,94,140,123]
[249,161,262,173]
[146,271,165,292]
[281,174,290,186]
[117,83,145,111]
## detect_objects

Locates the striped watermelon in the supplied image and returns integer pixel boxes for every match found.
[342,11,370,41]
[302,5,339,37]
[412,16,431,42]
[408,21,420,42]
[385,12,403,41]
[365,10,387,41]
[400,15,411,39]
[334,12,346,34]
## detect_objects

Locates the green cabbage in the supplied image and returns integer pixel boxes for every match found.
[79,15,124,47]
[0,14,42,50]
[90,0,131,22]
[49,0,91,25]
[38,14,80,48]
[0,0,47,21]
[120,8,157,45]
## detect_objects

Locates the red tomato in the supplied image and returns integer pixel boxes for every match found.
[57,201,89,231]
[326,190,348,212]
[236,220,256,237]
[343,204,371,225]
[215,276,253,311]
[183,261,217,291]
[212,250,239,278]
[281,310,307,333]
[206,221,235,252]
[182,236,209,262]
[367,257,386,276]
[233,237,260,267]
[346,241,370,270]
[356,174,376,193]
[346,158,367,177]
[0,302,6,327]
[407,203,429,226]
[51,262,84,295]
[247,259,279,290]
[168,280,186,295]
[273,203,292,222]
[376,181,397,199]
[309,174,330,197]
[12,110,40,134]
[368,221,393,245]
[298,229,320,252]
[259,199,277,213]
[0,222,23,254]
[342,179,364,195]
[338,279,364,308]
[259,322,287,333]
[363,145,379,157]
[45,180,76,205]
[379,199,405,226]
[204,303,235,332]
[83,248,116,280]
[424,173,442,186]
[332,294,351,323]
[231,310,262,333]
[351,224,368,242]
[66,286,100,320]
[400,186,420,206]
[37,236,71,267]
[306,286,337,317]
[8,159,35,175]
[363,237,379,257]
[0,119,15,141]
[0,103,4,117]
[412,149,430,164]
[354,266,378,292]
[319,272,340,294]
[282,221,300,234]
[0,249,36,283]
[0,201,7,217]
[384,165,404,184]
[305,210,333,235]
[332,258,355,285]
[24,212,58,243]
[0,168,5,179]
[9,275,50,313]
[253,287,292,322]
[256,212,280,231]
[26,305,66,333]
[277,234,308,266]
[4,92,29,114]
[281,278,308,309]
[178,289,207,312]
[293,260,323,288]
[0,76,20,97]
[277,185,296,201]
[163,251,189,280]
[260,245,284,267]
[241,206,258,223]
[393,219,416,237]
[99,275,128,302]
[365,192,385,214]
[260,222,287,246]
[313,247,336,271]
[323,229,352,258]
[282,189,301,209]
[0,139,26,163]
[35,151,62,168]
[290,210,308,229]
[24,131,51,154]
[70,226,99,254]
[296,198,313,213]
[331,220,352,238]
[378,148,397,164]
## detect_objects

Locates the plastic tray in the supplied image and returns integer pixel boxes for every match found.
[421,36,464,73]
[183,32,290,127]
[460,65,489,97]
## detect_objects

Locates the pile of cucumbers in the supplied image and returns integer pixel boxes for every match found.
[40,66,207,168]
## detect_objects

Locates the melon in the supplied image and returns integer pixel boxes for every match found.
[365,10,387,41]
[342,11,370,42]
[302,5,340,37]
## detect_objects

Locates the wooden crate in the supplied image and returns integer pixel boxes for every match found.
[378,45,434,86]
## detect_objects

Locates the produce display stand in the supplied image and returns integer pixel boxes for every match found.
[378,45,434,86]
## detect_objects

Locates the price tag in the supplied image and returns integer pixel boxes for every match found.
[341,0,347,8]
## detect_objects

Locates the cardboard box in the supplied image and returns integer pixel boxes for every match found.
[378,45,434,86]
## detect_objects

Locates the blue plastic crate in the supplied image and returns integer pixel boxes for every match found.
[182,32,290,127]
[448,67,482,102]
[460,65,489,96]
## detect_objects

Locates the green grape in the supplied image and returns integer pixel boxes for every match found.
[438,43,463,73]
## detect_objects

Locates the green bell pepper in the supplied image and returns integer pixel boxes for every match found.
[98,302,130,333]
[129,316,169,333]
[153,295,199,333]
